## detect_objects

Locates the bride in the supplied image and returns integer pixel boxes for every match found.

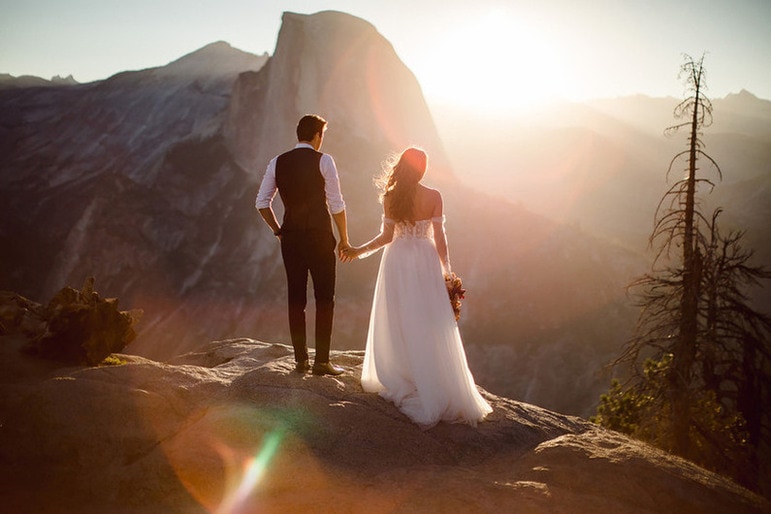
[343,147,492,428]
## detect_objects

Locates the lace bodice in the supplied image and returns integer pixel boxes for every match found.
[386,216,444,240]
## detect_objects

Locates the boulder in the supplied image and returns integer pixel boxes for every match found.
[2,278,141,366]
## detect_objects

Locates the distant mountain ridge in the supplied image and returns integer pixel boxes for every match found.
[161,41,268,77]
[434,87,771,255]
[0,73,78,89]
[719,89,771,121]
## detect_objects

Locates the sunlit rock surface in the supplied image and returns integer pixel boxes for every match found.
[0,337,765,513]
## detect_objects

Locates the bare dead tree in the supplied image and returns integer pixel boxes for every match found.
[597,54,771,492]
[665,54,715,455]
[699,212,771,487]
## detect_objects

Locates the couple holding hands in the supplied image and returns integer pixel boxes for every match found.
[256,114,491,428]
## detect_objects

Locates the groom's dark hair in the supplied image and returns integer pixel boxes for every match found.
[297,114,327,142]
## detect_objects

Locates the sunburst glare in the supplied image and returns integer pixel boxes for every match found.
[413,9,566,114]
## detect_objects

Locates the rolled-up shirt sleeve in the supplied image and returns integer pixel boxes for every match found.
[255,157,278,210]
[320,153,346,214]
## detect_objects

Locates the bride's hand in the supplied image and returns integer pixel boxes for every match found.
[341,245,361,263]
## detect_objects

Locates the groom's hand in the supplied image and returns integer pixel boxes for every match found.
[337,241,351,261]
[340,245,360,263]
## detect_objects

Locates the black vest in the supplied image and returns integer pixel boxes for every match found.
[275,147,333,234]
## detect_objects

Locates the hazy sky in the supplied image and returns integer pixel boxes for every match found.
[2,0,769,111]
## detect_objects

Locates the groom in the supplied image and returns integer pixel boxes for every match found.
[255,114,349,376]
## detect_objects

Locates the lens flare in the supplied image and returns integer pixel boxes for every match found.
[215,428,285,514]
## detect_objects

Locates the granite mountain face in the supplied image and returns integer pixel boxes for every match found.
[0,40,271,359]
[1,11,647,416]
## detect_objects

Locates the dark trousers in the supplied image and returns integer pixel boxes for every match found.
[280,231,336,363]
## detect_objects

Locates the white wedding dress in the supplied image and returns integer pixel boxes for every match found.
[361,216,492,427]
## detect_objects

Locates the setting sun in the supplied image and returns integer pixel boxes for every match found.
[412,10,566,113]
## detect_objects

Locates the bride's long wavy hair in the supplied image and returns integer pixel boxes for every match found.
[376,147,428,224]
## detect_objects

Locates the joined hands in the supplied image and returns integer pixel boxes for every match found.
[338,241,363,263]
[337,241,351,261]
[340,244,362,263]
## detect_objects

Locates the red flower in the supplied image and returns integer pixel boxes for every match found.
[444,272,466,321]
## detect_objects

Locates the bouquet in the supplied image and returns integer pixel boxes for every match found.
[444,272,466,321]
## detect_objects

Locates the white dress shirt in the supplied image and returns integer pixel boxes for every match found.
[255,143,346,214]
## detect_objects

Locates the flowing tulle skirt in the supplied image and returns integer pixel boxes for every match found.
[361,235,492,428]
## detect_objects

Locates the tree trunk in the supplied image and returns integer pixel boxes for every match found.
[737,344,760,489]
[670,67,703,456]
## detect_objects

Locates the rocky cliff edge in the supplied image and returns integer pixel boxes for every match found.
[0,336,767,513]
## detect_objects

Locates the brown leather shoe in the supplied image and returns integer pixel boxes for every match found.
[295,360,310,373]
[312,361,344,376]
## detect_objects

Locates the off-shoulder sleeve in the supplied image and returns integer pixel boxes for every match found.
[431,215,446,234]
